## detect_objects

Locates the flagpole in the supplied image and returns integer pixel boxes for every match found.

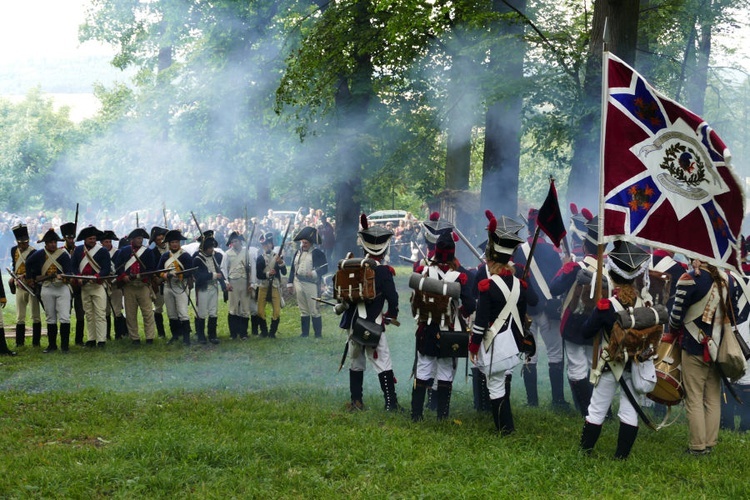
[591,19,610,379]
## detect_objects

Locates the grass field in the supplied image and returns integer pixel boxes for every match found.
[1,268,749,498]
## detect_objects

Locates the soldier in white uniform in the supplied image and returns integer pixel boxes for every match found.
[8,224,42,347]
[288,226,328,338]
[225,231,258,339]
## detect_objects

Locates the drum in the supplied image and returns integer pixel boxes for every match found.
[647,333,684,406]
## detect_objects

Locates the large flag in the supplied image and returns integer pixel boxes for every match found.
[601,52,745,271]
[537,179,567,248]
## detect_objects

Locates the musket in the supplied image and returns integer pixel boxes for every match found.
[399,255,417,264]
[60,274,118,281]
[74,202,79,236]
[136,212,140,228]
[453,225,484,264]
[266,214,295,303]
[190,211,227,291]
[5,268,35,297]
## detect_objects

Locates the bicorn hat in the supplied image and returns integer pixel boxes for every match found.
[358,214,392,256]
[76,225,102,242]
[227,231,245,247]
[164,229,187,243]
[150,226,168,240]
[127,228,149,240]
[260,232,275,245]
[294,226,320,244]
[38,228,63,243]
[101,230,118,242]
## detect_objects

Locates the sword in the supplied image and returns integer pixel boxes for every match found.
[6,268,35,296]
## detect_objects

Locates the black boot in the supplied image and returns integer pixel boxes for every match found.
[251,315,259,336]
[154,312,166,338]
[348,370,364,412]
[0,328,16,356]
[195,317,207,344]
[75,317,85,346]
[411,378,429,422]
[503,374,514,432]
[570,378,593,417]
[269,319,279,338]
[43,324,58,353]
[522,363,539,407]
[614,422,639,459]
[167,319,181,344]
[32,322,42,347]
[228,314,238,339]
[60,323,71,352]
[208,317,219,344]
[491,397,502,432]
[436,380,453,421]
[115,316,128,340]
[472,367,491,412]
[549,362,570,410]
[299,316,310,337]
[378,370,402,411]
[738,385,750,432]
[426,378,437,411]
[259,318,268,337]
[106,316,112,340]
[580,420,603,454]
[312,316,323,338]
[182,320,191,345]
[240,317,249,339]
[15,323,25,347]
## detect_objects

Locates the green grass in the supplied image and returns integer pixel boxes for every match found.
[1,268,750,498]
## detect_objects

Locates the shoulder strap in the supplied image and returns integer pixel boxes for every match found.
[482,276,521,352]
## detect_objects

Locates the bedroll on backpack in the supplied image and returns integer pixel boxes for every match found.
[605,304,668,363]
[334,258,377,303]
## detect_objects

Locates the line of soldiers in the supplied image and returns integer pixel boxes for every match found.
[2,219,330,352]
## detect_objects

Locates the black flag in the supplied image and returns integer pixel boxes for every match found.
[537,179,566,248]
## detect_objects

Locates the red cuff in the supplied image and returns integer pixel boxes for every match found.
[469,342,480,355]
[597,298,610,311]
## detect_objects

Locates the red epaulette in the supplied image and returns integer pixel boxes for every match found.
[457,272,467,285]
[478,278,491,293]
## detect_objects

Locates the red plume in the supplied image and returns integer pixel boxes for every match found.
[452,231,459,242]
[581,208,593,221]
[360,213,368,230]
[485,210,497,233]
[569,203,579,216]
[430,211,440,221]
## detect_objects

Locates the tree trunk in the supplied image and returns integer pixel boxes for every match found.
[567,0,640,211]
[480,0,526,218]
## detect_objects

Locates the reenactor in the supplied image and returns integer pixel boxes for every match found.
[256,232,287,338]
[115,228,157,344]
[0,268,14,355]
[158,230,194,345]
[101,230,126,340]
[150,226,169,338]
[9,224,42,347]
[225,231,258,339]
[60,221,86,346]
[70,225,112,348]
[288,226,328,338]
[25,229,74,353]
[193,232,225,344]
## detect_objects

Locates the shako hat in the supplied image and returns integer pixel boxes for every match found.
[127,228,149,240]
[433,230,456,263]
[150,226,168,240]
[584,215,599,246]
[76,225,103,242]
[423,212,454,246]
[607,241,650,279]
[164,230,187,243]
[38,228,63,243]
[60,222,76,238]
[485,210,524,260]
[101,230,118,242]
[12,224,29,242]
[294,226,320,244]
[358,214,392,256]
